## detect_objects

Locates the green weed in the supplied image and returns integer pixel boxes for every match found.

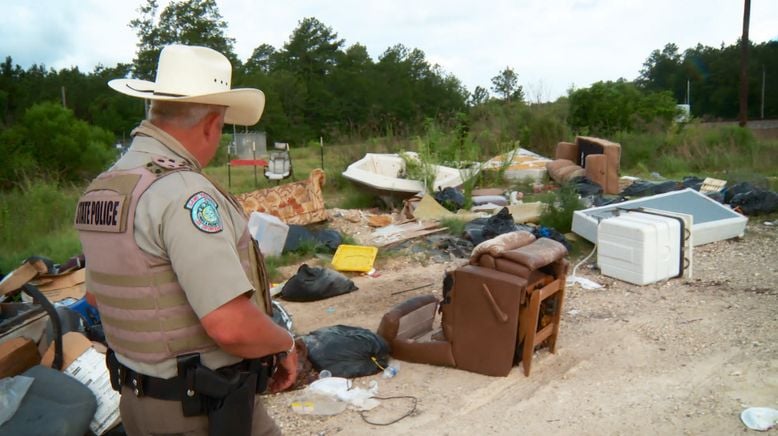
[538,185,584,233]
[0,179,83,272]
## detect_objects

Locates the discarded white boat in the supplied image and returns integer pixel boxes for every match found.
[342,152,476,195]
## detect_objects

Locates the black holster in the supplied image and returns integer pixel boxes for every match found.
[105,349,272,436]
[178,354,268,436]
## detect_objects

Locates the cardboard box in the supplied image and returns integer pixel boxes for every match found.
[42,332,121,435]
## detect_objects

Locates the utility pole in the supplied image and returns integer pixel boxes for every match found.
[738,0,751,127]
[61,86,66,108]
[761,66,765,120]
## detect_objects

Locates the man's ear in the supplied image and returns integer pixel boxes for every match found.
[202,111,224,142]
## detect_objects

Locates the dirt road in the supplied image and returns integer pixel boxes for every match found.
[263,219,778,435]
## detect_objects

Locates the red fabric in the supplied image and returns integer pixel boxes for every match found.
[230,159,268,167]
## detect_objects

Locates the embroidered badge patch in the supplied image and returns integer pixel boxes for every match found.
[185,192,223,233]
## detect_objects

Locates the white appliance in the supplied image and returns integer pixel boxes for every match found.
[597,210,689,285]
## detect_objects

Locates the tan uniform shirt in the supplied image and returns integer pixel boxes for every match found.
[111,121,253,378]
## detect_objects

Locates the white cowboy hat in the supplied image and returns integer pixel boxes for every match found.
[108,44,264,126]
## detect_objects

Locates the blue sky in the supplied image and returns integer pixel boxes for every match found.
[1,0,776,101]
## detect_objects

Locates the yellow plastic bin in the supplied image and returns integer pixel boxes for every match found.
[331,245,378,272]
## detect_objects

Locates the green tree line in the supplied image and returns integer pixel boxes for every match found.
[0,0,775,191]
[638,41,778,120]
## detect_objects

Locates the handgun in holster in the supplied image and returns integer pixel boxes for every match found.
[177,353,263,436]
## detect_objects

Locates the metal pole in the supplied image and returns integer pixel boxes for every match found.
[686,79,690,106]
[60,86,66,108]
[738,0,751,127]
[320,136,324,171]
[761,65,766,120]
[252,138,257,187]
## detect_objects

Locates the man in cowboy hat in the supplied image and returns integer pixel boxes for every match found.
[76,44,296,436]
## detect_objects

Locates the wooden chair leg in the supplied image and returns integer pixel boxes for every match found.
[548,282,565,353]
[522,289,542,376]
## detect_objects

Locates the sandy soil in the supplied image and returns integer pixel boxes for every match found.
[261,216,777,435]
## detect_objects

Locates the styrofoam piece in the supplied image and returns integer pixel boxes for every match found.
[248,212,289,257]
[573,188,747,246]
[597,211,682,285]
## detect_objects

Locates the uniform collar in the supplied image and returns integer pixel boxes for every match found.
[131,120,202,171]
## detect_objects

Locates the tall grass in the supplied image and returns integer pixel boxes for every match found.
[0,180,82,273]
[3,103,778,274]
[615,122,778,181]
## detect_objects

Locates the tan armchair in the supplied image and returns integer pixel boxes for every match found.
[547,136,622,194]
[377,232,569,377]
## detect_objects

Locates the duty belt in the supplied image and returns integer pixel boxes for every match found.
[106,349,273,401]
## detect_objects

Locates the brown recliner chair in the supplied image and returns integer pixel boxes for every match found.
[377,232,569,377]
[547,136,621,194]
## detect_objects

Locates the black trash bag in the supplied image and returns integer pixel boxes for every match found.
[314,229,343,252]
[588,194,627,207]
[283,225,316,253]
[284,225,343,253]
[723,182,760,204]
[301,325,390,378]
[569,176,603,197]
[621,180,681,197]
[463,217,489,244]
[434,187,466,212]
[464,211,532,246]
[729,189,778,215]
[279,264,358,302]
[483,207,520,240]
[532,226,572,252]
[705,191,726,203]
[682,176,704,191]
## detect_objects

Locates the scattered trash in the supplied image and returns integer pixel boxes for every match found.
[302,325,390,378]
[283,225,344,254]
[740,407,778,431]
[342,152,474,196]
[367,214,393,227]
[567,275,603,290]
[248,211,289,256]
[280,264,358,302]
[371,221,448,248]
[698,177,727,194]
[381,361,400,379]
[482,147,551,182]
[290,388,349,416]
[290,376,380,416]
[729,189,778,216]
[532,225,572,251]
[434,187,466,211]
[0,375,34,426]
[331,245,378,272]
[620,180,681,197]
[390,283,433,296]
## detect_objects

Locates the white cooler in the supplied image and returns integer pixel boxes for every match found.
[247,212,289,257]
[597,210,686,285]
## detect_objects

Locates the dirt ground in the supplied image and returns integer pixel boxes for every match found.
[261,213,777,435]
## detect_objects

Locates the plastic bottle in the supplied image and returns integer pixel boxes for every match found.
[382,362,400,379]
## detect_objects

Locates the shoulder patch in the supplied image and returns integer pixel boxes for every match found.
[185,192,223,233]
